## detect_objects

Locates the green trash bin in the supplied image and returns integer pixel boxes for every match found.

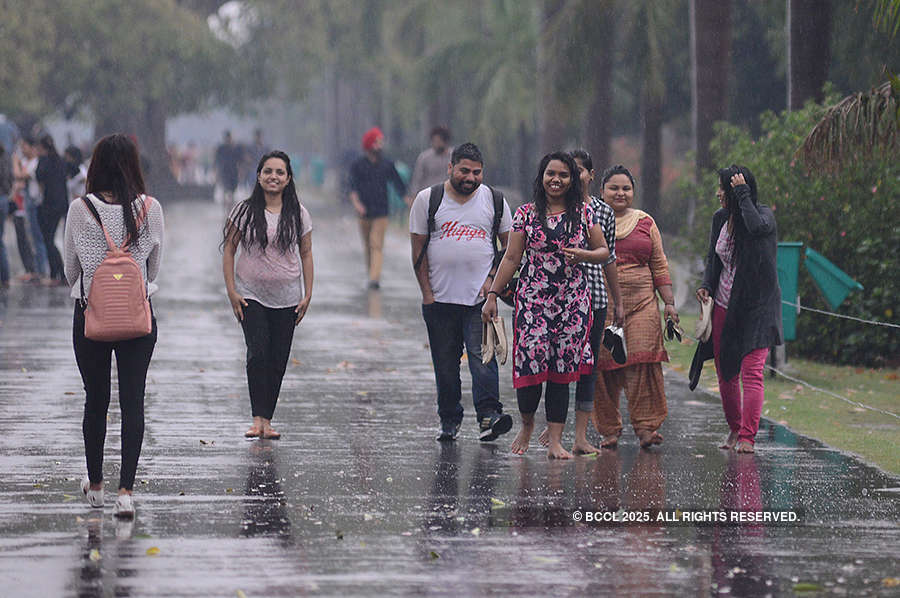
[777,242,803,341]
[804,247,864,311]
[310,157,326,187]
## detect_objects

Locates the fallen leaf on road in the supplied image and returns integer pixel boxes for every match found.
[883,578,900,587]
[429,551,440,560]
[89,549,101,562]
[491,498,506,507]
[470,527,481,536]
[236,591,248,598]
[146,547,160,556]
[793,582,822,592]
[291,358,302,366]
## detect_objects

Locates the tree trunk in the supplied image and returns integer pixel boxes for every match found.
[583,3,616,173]
[537,0,566,154]
[137,98,177,197]
[640,91,663,217]
[690,0,732,227]
[787,0,832,110]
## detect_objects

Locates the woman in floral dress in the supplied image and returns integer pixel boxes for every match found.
[483,152,609,459]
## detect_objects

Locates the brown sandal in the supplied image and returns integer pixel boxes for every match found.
[735,440,755,453]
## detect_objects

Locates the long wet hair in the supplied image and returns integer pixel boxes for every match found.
[224,150,303,253]
[532,151,583,235]
[85,134,147,248]
[718,164,758,263]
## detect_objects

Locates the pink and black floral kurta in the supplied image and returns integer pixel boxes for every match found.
[511,203,594,388]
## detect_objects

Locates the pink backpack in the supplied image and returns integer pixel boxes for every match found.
[81,195,153,342]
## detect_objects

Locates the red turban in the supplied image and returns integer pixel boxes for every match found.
[361,127,383,151]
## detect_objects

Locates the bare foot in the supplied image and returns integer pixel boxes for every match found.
[719,431,738,450]
[638,430,663,448]
[511,421,534,455]
[547,441,573,460]
[245,426,262,438]
[538,426,549,447]
[600,435,619,449]
[572,440,600,455]
[735,440,755,453]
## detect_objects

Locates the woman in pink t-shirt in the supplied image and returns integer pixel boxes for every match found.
[223,151,314,439]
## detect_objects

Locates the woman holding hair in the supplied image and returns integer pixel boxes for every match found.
[64,133,164,518]
[223,150,313,440]
[483,152,609,459]
[692,166,780,453]
[593,165,678,449]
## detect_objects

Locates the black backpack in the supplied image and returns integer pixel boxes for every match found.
[413,183,505,272]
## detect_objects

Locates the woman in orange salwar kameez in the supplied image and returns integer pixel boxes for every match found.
[593,165,679,449]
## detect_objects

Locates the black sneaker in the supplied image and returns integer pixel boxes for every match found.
[436,421,461,442]
[479,413,513,442]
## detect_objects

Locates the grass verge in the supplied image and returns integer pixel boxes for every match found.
[664,314,900,476]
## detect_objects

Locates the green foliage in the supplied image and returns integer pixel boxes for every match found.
[684,99,900,366]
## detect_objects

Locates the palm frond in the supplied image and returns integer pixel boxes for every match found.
[796,80,899,173]
[874,0,900,37]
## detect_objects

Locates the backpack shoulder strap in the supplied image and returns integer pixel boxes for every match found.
[413,183,445,272]
[82,195,118,252]
[489,186,505,266]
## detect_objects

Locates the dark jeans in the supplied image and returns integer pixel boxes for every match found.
[11,209,36,274]
[38,203,65,280]
[422,301,502,426]
[240,299,297,420]
[73,302,157,491]
[0,196,8,283]
[575,306,607,412]
[516,381,569,423]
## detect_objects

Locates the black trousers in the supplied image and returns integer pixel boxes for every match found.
[240,299,297,420]
[73,302,157,491]
[38,203,65,280]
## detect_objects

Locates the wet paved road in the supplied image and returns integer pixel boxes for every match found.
[1,192,898,597]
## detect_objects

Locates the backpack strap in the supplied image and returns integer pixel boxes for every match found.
[489,186,504,267]
[413,183,445,272]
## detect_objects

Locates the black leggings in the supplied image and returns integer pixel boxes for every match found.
[240,299,297,420]
[516,382,570,424]
[73,303,157,491]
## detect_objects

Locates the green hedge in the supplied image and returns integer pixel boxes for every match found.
[684,100,899,367]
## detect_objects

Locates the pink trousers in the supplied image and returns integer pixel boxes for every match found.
[712,305,768,444]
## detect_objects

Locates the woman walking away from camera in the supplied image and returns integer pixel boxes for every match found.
[223,150,314,440]
[483,152,609,459]
[691,166,780,453]
[64,133,164,518]
[593,165,678,449]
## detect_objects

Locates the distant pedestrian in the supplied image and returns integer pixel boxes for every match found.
[410,142,513,442]
[592,165,678,449]
[35,134,69,284]
[65,133,165,519]
[0,143,12,288]
[348,126,406,289]
[64,145,88,204]
[215,130,242,206]
[483,152,610,459]
[13,137,48,279]
[405,126,452,206]
[223,150,314,440]
[692,166,781,453]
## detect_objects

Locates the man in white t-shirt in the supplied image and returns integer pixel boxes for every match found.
[410,143,513,442]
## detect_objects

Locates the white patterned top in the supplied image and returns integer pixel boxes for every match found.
[64,194,165,300]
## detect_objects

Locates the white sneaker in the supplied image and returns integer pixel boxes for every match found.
[81,477,104,508]
[114,493,135,519]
